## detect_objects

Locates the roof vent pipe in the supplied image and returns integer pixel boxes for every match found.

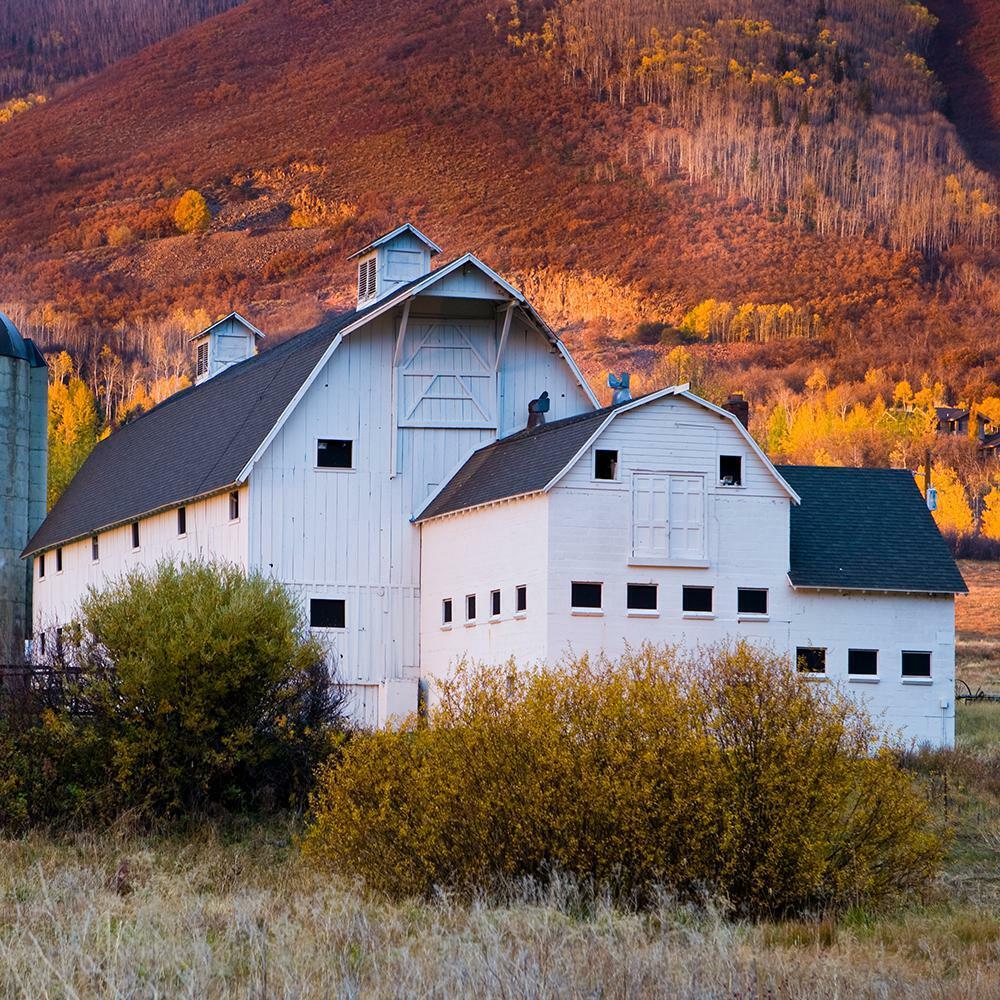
[609,372,631,405]
[723,392,750,429]
[527,391,550,430]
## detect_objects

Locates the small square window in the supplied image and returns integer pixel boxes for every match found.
[229,491,240,521]
[491,589,501,617]
[317,439,353,469]
[466,594,477,621]
[55,547,63,573]
[682,586,713,613]
[310,598,345,629]
[847,649,878,676]
[719,455,742,486]
[91,535,99,562]
[571,581,603,609]
[902,651,931,678]
[796,647,826,674]
[627,583,658,611]
[737,588,768,615]
[177,506,187,536]
[131,522,140,550]
[516,585,527,613]
[594,449,619,481]
[38,553,45,579]
[442,599,453,625]
[848,649,878,676]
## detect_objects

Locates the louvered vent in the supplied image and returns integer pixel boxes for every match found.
[357,256,377,304]
[196,342,209,378]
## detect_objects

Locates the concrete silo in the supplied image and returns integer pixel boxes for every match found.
[0,311,47,664]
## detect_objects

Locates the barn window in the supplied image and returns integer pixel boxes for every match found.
[317,439,353,469]
[901,651,931,678]
[442,599,453,625]
[719,455,743,486]
[357,257,377,302]
[796,647,826,674]
[91,535,100,562]
[491,589,501,617]
[848,649,878,676]
[466,594,477,622]
[310,599,345,629]
[39,631,46,657]
[177,506,187,536]
[516,584,527,613]
[737,588,768,615]
[627,583,658,612]
[131,522,140,550]
[682,586,713,613]
[196,342,209,378]
[594,449,619,481]
[571,581,603,611]
[229,491,240,521]
[55,547,63,573]
[38,553,45,579]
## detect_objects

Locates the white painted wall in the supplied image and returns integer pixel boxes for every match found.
[32,487,249,637]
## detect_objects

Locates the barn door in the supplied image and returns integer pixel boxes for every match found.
[398,320,496,428]
[668,475,705,559]
[631,473,670,560]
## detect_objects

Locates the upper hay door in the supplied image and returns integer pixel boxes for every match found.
[398,319,497,429]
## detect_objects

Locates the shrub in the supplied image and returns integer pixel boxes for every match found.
[173,189,211,233]
[304,644,942,917]
[0,560,344,828]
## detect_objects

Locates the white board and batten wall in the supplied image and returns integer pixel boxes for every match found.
[420,393,957,745]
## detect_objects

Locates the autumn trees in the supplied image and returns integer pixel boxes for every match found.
[173,189,211,234]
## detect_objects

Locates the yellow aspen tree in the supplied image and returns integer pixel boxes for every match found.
[982,486,1000,542]
[921,463,974,536]
[173,189,211,234]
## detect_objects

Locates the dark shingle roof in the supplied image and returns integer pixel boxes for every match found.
[417,406,612,520]
[778,465,967,594]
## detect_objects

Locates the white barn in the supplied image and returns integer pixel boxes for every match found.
[23,224,966,744]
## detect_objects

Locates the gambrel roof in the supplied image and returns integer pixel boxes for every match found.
[416,386,798,521]
[778,465,967,595]
[23,256,595,557]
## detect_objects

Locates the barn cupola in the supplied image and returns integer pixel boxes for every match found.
[347,223,442,309]
[190,312,265,385]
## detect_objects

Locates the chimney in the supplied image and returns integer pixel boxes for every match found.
[347,223,442,309]
[723,392,750,429]
[527,391,550,430]
[608,372,632,405]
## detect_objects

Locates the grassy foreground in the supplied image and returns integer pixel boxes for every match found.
[0,702,996,998]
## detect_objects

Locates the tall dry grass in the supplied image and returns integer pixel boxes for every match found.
[0,819,998,998]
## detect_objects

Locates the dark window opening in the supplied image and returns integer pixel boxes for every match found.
[719,454,743,486]
[491,589,501,616]
[229,491,240,521]
[39,631,46,657]
[902,651,931,678]
[466,594,477,621]
[310,598,345,629]
[131,522,140,549]
[516,585,527,613]
[177,506,187,535]
[442,599,453,625]
[571,582,603,609]
[55,548,63,573]
[848,649,878,676]
[737,588,768,615]
[594,449,619,481]
[38,554,45,579]
[91,536,99,562]
[682,586,713,613]
[317,439,353,469]
[627,583,658,611]
[796,647,826,674]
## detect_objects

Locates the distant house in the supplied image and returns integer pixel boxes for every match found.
[935,406,971,436]
[24,224,966,745]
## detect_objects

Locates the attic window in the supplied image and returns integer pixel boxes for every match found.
[357,257,377,302]
[719,455,742,486]
[196,341,209,378]
[594,449,619,481]
[796,647,826,674]
[310,598,346,629]
[317,439,353,469]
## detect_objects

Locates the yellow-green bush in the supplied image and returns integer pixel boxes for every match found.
[304,644,942,916]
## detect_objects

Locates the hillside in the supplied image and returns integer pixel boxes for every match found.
[0,0,997,413]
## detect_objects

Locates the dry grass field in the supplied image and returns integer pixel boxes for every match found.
[956,560,1000,694]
